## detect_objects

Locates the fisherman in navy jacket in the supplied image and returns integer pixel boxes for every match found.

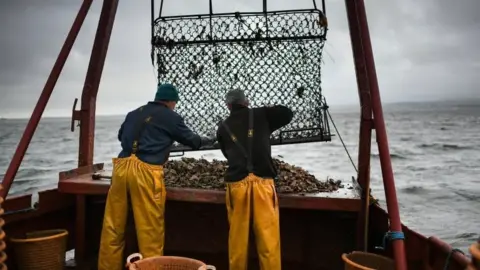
[98,83,215,270]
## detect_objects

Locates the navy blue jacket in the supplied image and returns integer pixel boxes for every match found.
[118,102,202,165]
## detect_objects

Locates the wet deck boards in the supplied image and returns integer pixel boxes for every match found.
[58,167,361,212]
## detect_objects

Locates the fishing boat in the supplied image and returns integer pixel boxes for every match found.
[0,0,477,269]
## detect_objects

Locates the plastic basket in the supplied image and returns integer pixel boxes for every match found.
[342,251,394,270]
[10,229,68,270]
[126,253,216,270]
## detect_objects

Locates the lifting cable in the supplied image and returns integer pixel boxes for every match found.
[325,108,358,173]
[326,106,380,206]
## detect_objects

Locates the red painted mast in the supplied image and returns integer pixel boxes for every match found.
[77,0,119,167]
[344,0,373,251]
[345,0,407,269]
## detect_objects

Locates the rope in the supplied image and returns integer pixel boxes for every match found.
[326,107,380,205]
[375,231,405,250]
[326,108,358,173]
[443,248,464,270]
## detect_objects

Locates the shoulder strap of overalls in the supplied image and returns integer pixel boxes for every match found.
[221,109,254,172]
[131,105,156,155]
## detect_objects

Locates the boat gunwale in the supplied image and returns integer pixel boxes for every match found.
[57,163,361,212]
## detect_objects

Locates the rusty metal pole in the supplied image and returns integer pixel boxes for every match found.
[344,0,373,251]
[345,0,407,269]
[78,0,119,167]
[356,2,408,268]
[0,0,93,199]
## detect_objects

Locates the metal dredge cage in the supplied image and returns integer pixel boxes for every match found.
[151,0,331,152]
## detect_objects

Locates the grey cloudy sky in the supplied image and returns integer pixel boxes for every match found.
[0,0,478,118]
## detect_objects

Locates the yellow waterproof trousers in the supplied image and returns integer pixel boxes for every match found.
[226,173,281,270]
[98,155,166,270]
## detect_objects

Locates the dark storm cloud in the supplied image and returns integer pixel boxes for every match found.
[363,0,480,101]
[0,0,478,117]
[0,1,89,84]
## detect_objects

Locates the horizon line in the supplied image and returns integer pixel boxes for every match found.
[0,98,477,120]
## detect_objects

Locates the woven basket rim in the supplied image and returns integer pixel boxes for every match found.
[134,255,206,263]
[10,229,68,243]
[341,251,393,270]
[130,255,207,269]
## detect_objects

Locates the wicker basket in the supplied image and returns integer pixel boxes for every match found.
[10,229,68,270]
[126,253,216,270]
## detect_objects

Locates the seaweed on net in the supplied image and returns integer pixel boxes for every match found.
[153,10,332,152]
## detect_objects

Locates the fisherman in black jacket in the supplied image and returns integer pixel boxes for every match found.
[216,89,293,270]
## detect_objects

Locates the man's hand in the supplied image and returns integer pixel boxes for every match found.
[200,135,217,147]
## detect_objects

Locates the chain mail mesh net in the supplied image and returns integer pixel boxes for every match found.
[153,9,331,151]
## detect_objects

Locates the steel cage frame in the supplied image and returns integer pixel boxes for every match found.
[150,1,332,152]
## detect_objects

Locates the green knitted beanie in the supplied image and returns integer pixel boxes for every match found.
[155,83,179,102]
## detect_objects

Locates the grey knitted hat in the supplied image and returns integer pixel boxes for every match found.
[225,89,249,105]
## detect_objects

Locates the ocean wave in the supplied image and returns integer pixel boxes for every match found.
[453,190,480,202]
[401,186,429,194]
[15,167,55,180]
[61,137,74,143]
[371,153,407,160]
[0,131,15,141]
[434,122,458,127]
[419,143,472,151]
[404,165,427,172]
[454,232,479,240]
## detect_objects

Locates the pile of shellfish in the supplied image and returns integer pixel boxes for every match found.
[163,157,342,193]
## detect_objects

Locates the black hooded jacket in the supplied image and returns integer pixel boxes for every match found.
[216,104,293,182]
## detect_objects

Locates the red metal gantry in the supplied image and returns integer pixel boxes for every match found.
[1,0,407,269]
